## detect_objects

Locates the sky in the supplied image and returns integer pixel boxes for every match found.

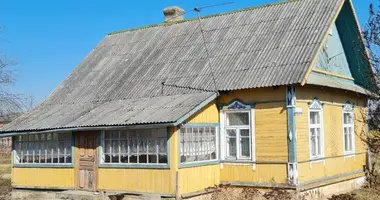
[0,0,375,104]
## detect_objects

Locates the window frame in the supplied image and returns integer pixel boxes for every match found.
[308,99,325,160]
[12,132,74,168]
[178,124,219,168]
[98,128,170,169]
[342,103,355,155]
[219,100,255,162]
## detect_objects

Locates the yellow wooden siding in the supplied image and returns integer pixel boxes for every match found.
[219,87,286,103]
[169,127,178,195]
[186,102,219,124]
[296,85,367,183]
[97,169,171,194]
[12,168,74,188]
[220,164,288,184]
[298,154,366,183]
[256,102,288,162]
[179,165,220,194]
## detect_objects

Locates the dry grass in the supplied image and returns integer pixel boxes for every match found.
[0,153,11,200]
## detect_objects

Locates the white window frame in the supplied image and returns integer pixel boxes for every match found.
[13,132,73,166]
[342,103,355,155]
[179,125,219,165]
[308,99,324,160]
[100,129,168,166]
[220,100,255,162]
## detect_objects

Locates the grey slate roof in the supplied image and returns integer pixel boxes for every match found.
[1,0,344,133]
[1,92,216,132]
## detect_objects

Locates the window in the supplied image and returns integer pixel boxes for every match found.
[180,126,217,164]
[343,103,355,154]
[309,99,324,159]
[220,100,254,161]
[13,132,72,164]
[101,129,167,165]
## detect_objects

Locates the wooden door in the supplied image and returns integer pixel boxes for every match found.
[76,133,97,191]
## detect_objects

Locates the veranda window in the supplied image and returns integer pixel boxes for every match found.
[101,129,167,164]
[343,103,355,154]
[179,126,218,164]
[309,99,324,159]
[13,132,72,164]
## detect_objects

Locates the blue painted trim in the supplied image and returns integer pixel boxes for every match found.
[182,123,220,127]
[71,133,75,167]
[218,99,255,110]
[179,160,220,169]
[98,164,169,169]
[287,86,297,163]
[174,93,218,126]
[308,98,324,107]
[11,136,15,166]
[13,164,74,168]
[166,127,170,167]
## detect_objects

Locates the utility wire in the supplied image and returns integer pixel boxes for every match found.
[194,7,219,94]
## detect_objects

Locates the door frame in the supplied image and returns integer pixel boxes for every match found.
[74,131,99,191]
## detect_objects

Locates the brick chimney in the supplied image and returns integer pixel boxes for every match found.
[163,6,185,22]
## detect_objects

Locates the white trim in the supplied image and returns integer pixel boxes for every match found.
[308,99,325,161]
[342,104,355,156]
[220,102,256,166]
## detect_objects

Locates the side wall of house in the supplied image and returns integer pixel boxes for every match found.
[178,102,220,195]
[296,85,366,187]
[219,87,288,185]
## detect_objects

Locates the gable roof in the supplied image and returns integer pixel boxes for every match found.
[1,0,346,133]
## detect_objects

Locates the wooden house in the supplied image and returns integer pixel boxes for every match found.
[0,0,373,198]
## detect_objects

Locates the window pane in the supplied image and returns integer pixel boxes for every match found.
[227,137,237,158]
[316,128,321,155]
[240,129,250,137]
[227,129,236,137]
[310,111,320,124]
[241,137,250,157]
[310,128,316,156]
[344,113,353,124]
[227,112,249,126]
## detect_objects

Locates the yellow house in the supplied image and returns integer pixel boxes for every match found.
[0,0,373,198]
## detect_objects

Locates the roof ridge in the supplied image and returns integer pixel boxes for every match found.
[107,0,304,35]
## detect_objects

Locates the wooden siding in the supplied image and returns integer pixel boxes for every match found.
[298,154,366,183]
[179,165,220,194]
[296,85,367,183]
[97,168,172,194]
[12,168,74,188]
[220,164,288,184]
[219,87,286,103]
[186,102,219,124]
[256,102,288,162]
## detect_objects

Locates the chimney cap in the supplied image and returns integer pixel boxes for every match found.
[163,6,185,22]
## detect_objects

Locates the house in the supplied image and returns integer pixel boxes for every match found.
[0,0,373,198]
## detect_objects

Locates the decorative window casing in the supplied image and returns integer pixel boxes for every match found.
[179,126,218,164]
[13,132,72,165]
[308,99,324,159]
[100,129,167,165]
[220,100,254,161]
[343,103,355,154]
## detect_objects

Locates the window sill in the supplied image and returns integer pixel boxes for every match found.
[344,153,356,159]
[179,160,220,168]
[13,163,74,168]
[98,163,169,169]
[221,160,254,165]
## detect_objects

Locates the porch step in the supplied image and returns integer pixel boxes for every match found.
[56,190,103,200]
